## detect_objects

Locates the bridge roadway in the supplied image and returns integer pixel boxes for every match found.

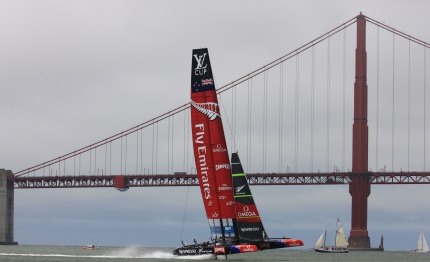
[12,172,430,189]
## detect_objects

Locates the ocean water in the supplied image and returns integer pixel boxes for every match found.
[0,246,429,262]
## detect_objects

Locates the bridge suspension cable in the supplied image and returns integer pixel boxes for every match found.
[15,15,430,178]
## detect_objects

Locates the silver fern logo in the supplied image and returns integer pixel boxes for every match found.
[236,185,245,194]
[191,101,220,120]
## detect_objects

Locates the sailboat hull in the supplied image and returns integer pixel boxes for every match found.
[172,243,259,256]
[314,247,349,253]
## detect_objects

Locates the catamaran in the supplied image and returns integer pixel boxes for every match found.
[314,219,349,253]
[172,48,304,257]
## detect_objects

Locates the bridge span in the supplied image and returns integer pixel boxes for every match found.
[11,172,430,189]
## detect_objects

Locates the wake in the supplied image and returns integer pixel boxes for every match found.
[108,247,216,259]
[0,247,215,260]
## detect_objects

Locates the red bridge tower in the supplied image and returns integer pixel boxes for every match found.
[349,13,371,249]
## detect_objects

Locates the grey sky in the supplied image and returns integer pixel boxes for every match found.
[1,0,430,250]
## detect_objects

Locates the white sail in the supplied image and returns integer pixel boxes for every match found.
[417,230,429,253]
[315,231,326,249]
[335,226,349,247]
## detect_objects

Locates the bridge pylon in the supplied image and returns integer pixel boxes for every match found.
[0,169,17,245]
[348,13,379,250]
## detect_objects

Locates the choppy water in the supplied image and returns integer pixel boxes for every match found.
[0,246,429,262]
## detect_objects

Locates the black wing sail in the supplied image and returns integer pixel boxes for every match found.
[231,152,267,241]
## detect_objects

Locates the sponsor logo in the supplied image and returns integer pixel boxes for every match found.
[216,164,230,170]
[200,249,213,254]
[179,249,197,254]
[241,245,256,252]
[191,101,220,121]
[213,144,227,152]
[240,227,260,232]
[235,185,245,194]
[285,239,301,247]
[214,247,225,254]
[194,53,208,75]
[194,123,211,199]
[237,206,257,217]
[218,185,233,191]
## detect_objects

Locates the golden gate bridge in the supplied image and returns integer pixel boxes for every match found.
[1,13,430,249]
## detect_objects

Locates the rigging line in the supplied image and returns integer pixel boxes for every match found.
[263,68,268,172]
[342,29,346,172]
[234,79,237,152]
[231,83,235,152]
[248,78,253,172]
[364,16,430,48]
[183,110,186,172]
[120,137,123,174]
[246,78,250,170]
[295,54,299,172]
[16,19,357,177]
[408,39,411,171]
[105,139,108,176]
[279,61,283,172]
[94,148,97,175]
[14,103,190,176]
[311,45,315,173]
[216,17,357,95]
[109,143,111,175]
[17,20,356,177]
[376,26,380,172]
[156,122,159,174]
[168,113,171,174]
[125,135,128,175]
[218,91,236,155]
[392,33,395,171]
[326,36,331,173]
[141,127,143,174]
[89,147,92,176]
[152,122,155,175]
[425,47,427,171]
[172,115,175,174]
[180,186,190,244]
[136,129,139,175]
[186,108,190,173]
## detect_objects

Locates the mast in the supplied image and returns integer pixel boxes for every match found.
[324,230,327,248]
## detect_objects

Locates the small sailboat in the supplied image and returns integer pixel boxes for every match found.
[413,230,429,253]
[314,219,349,253]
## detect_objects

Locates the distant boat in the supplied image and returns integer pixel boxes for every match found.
[314,219,349,253]
[412,230,429,253]
[83,244,99,250]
